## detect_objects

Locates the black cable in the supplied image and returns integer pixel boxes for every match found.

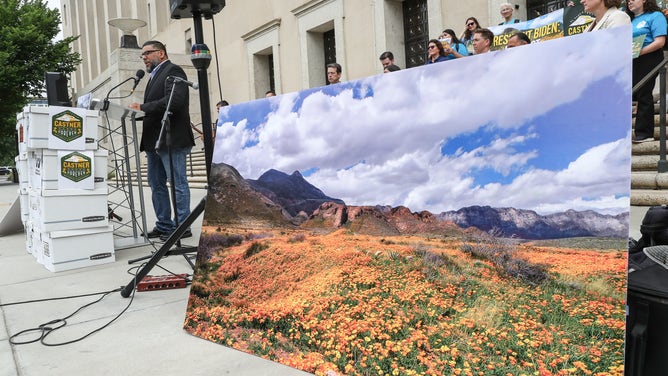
[7,265,144,347]
[211,16,223,102]
[0,288,119,307]
[5,248,193,347]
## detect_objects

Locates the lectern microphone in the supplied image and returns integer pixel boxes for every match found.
[168,76,199,89]
[130,70,146,94]
[103,70,146,109]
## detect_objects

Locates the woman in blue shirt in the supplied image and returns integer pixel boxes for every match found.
[627,0,667,142]
[439,29,470,61]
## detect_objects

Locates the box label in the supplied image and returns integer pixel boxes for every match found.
[48,107,87,150]
[61,152,92,182]
[58,150,95,189]
[52,110,83,142]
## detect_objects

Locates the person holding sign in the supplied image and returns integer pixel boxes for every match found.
[439,29,469,60]
[581,0,630,31]
[627,0,667,143]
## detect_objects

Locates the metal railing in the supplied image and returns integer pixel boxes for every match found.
[633,55,668,173]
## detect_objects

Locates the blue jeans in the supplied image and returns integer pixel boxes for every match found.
[146,147,192,233]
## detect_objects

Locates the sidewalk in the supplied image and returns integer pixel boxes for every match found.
[0,180,310,376]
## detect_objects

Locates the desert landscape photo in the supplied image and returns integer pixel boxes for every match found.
[185,26,631,376]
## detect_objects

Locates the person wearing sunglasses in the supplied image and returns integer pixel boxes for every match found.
[460,17,481,43]
[460,17,481,54]
[425,39,448,64]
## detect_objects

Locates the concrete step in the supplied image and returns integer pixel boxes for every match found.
[631,189,668,206]
[632,155,661,171]
[631,171,668,189]
[632,140,661,155]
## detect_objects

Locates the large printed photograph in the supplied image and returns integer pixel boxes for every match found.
[185,26,631,376]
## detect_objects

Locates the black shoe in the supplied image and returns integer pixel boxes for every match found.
[142,228,167,239]
[159,229,193,241]
[633,137,654,143]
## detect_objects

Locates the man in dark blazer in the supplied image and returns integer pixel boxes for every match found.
[129,40,195,240]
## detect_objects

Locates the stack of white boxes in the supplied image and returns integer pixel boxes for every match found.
[15,105,115,272]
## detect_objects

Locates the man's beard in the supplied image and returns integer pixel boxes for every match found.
[146,61,158,73]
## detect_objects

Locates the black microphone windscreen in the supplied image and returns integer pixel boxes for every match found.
[135,70,145,79]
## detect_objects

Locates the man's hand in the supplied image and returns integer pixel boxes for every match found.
[129,103,141,111]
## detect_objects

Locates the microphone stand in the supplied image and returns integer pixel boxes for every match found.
[127,80,197,267]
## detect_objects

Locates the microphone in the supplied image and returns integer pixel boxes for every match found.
[129,69,145,94]
[169,76,199,90]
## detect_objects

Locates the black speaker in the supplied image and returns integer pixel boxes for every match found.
[169,0,225,19]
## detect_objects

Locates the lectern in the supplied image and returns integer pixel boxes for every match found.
[90,98,150,249]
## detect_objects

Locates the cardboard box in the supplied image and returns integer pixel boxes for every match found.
[16,110,29,155]
[15,154,29,191]
[32,228,44,265]
[22,105,99,150]
[28,149,108,191]
[17,187,29,225]
[40,225,115,272]
[29,188,109,232]
[24,219,34,255]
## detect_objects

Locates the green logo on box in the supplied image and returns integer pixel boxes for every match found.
[61,152,92,182]
[52,110,83,142]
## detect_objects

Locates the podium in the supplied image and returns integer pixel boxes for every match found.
[91,99,150,249]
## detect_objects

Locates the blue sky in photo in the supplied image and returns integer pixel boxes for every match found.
[214,26,632,215]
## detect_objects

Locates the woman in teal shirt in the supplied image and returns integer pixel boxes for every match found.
[627,0,667,142]
[439,29,470,61]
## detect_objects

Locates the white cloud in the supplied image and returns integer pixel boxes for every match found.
[211,27,631,215]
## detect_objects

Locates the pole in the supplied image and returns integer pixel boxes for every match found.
[120,9,215,297]
[193,10,214,181]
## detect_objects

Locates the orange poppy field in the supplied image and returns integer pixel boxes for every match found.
[185,226,626,376]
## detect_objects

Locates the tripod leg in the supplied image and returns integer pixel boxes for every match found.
[120,197,205,298]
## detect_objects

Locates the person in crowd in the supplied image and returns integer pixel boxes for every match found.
[216,100,229,113]
[383,64,401,73]
[379,51,396,68]
[627,0,667,143]
[472,28,494,54]
[499,3,521,25]
[460,16,481,44]
[439,29,469,60]
[265,90,276,97]
[425,39,448,64]
[326,63,342,84]
[581,0,630,31]
[129,40,194,240]
[506,31,531,48]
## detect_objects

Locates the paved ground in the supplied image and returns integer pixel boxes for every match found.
[0,176,649,376]
[0,179,310,376]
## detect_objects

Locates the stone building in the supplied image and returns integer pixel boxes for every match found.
[56,1,569,122]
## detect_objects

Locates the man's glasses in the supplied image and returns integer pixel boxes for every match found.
[141,49,160,57]
[428,45,437,49]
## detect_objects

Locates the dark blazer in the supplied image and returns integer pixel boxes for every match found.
[140,60,195,152]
